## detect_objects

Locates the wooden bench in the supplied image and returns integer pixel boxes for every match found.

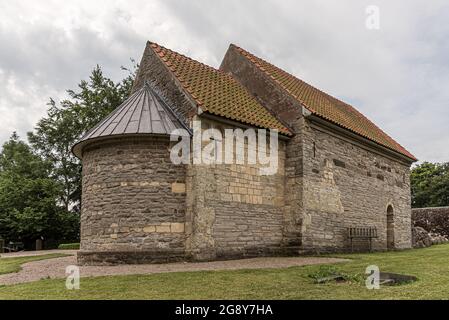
[4,242,24,253]
[347,227,378,252]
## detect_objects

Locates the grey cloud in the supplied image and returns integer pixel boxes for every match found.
[0,0,448,162]
[160,0,449,162]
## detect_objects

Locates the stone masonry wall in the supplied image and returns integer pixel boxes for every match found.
[221,44,414,253]
[185,117,287,260]
[220,45,301,127]
[78,136,186,265]
[220,46,305,253]
[78,43,415,265]
[132,42,197,125]
[412,207,449,237]
[300,120,412,252]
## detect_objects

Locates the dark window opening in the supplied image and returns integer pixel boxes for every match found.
[333,159,346,168]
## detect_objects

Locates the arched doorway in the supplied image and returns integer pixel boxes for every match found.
[387,205,394,250]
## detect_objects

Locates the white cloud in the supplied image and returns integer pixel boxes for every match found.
[0,0,448,162]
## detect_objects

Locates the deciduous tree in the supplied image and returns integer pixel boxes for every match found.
[411,162,449,208]
[28,63,135,212]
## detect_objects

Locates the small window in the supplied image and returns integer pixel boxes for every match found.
[333,159,346,168]
[206,123,222,161]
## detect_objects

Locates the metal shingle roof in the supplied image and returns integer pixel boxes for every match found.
[72,82,190,158]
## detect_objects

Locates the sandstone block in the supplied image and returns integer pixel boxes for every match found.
[170,223,185,233]
[156,225,171,233]
[143,226,156,233]
[171,183,186,193]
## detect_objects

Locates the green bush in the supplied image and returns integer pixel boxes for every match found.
[57,243,80,250]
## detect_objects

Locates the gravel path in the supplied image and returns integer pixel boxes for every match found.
[0,250,76,258]
[0,254,347,286]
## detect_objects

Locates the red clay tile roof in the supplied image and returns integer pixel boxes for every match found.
[231,44,416,161]
[148,42,292,136]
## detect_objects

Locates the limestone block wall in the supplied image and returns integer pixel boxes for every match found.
[220,46,306,253]
[78,136,186,265]
[300,120,412,252]
[282,116,306,252]
[185,118,287,261]
[220,43,414,253]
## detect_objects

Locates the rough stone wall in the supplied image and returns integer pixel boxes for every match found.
[220,45,300,127]
[77,43,415,265]
[185,117,287,260]
[220,46,305,253]
[281,118,305,253]
[412,207,449,237]
[78,136,186,265]
[221,46,413,253]
[301,121,412,252]
[132,42,197,125]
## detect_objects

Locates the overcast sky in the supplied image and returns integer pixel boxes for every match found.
[0,0,448,162]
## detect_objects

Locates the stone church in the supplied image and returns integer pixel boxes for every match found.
[72,41,416,265]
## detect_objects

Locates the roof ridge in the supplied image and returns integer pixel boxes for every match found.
[149,41,221,73]
[231,44,416,160]
[88,89,143,139]
[149,41,209,108]
[148,41,293,136]
[71,83,190,159]
[143,81,192,133]
[231,44,318,113]
[322,90,412,156]
[231,44,324,124]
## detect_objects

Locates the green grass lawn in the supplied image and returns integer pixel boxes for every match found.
[1,245,449,299]
[0,254,69,275]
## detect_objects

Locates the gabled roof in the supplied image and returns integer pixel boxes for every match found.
[148,42,292,136]
[72,82,189,158]
[230,44,416,161]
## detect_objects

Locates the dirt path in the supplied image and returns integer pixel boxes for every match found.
[0,250,76,258]
[0,254,347,286]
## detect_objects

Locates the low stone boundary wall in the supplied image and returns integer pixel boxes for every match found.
[412,206,449,237]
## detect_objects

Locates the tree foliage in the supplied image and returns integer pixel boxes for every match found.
[0,133,78,242]
[27,63,135,212]
[411,162,449,208]
[0,62,136,245]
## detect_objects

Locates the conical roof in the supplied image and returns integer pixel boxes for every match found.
[72,82,190,158]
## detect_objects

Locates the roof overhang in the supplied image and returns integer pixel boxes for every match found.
[305,113,417,165]
[71,82,192,160]
[200,112,292,141]
[72,132,191,160]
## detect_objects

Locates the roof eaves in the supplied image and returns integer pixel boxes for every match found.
[149,42,293,137]
[231,44,416,161]
[148,42,208,114]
